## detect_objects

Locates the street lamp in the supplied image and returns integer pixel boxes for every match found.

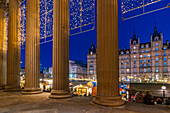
[161,85,166,98]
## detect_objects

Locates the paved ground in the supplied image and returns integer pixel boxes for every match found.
[0,90,169,113]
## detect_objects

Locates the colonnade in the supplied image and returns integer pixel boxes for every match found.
[0,0,124,106]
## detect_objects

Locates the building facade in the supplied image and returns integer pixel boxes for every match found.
[87,44,97,80]
[119,25,170,83]
[87,25,170,83]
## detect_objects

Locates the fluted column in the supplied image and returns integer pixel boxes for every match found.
[22,0,42,94]
[49,0,72,99]
[92,0,125,106]
[0,1,7,90]
[4,0,21,92]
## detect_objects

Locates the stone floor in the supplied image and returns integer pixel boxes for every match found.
[0,90,169,113]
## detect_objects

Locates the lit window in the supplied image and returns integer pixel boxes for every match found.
[134,47,136,49]
[148,54,150,57]
[121,52,123,55]
[155,48,158,51]
[121,58,123,60]
[90,64,93,67]
[155,43,158,46]
[134,51,136,54]
[156,68,159,73]
[146,50,148,53]
[140,55,143,58]
[164,47,166,50]
[90,70,93,74]
[146,45,148,48]
[155,53,158,56]
[148,64,150,67]
[127,69,130,73]
[90,67,93,70]
[134,55,136,58]
[164,58,167,62]
[144,68,147,73]
[142,50,144,53]
[164,63,167,66]
[90,52,93,55]
[141,46,144,49]
[127,57,129,59]
[127,52,129,55]
[164,53,167,56]
[155,58,158,62]
[155,63,159,66]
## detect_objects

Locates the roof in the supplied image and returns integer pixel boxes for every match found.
[140,42,151,48]
[152,24,161,40]
[88,44,96,54]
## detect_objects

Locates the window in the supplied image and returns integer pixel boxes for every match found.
[127,57,129,59]
[134,51,136,54]
[127,65,129,68]
[140,69,143,73]
[146,50,148,53]
[140,55,143,58]
[90,70,93,74]
[148,59,150,63]
[142,50,144,53]
[155,38,158,41]
[144,68,147,73]
[121,52,123,55]
[155,58,158,62]
[121,66,124,69]
[155,53,158,56]
[164,68,168,72]
[156,68,159,73]
[155,43,158,46]
[155,48,158,51]
[134,69,137,73]
[121,69,124,74]
[134,60,136,63]
[155,63,159,66]
[121,58,123,60]
[140,64,143,67]
[121,62,123,65]
[134,47,136,49]
[146,45,149,48]
[134,65,136,68]
[134,55,136,58]
[148,68,151,73]
[134,42,136,45]
[144,60,146,63]
[90,67,93,70]
[127,52,129,55]
[164,63,167,66]
[164,58,167,62]
[148,64,151,67]
[127,61,129,64]
[148,54,150,57]
[127,69,130,73]
[144,64,146,67]
[164,53,167,56]
[90,64,93,67]
[164,47,167,50]
[141,46,144,49]
[90,57,94,59]
[140,60,142,63]
[90,60,93,63]
[144,55,146,58]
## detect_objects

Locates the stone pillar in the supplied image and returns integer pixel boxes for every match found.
[0,1,7,90]
[4,0,21,92]
[49,0,72,99]
[92,0,125,106]
[22,0,42,94]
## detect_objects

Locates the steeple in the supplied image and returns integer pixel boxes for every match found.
[152,23,159,40]
[132,29,137,41]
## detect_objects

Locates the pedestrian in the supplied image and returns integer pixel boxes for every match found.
[143,91,154,105]
[135,91,144,103]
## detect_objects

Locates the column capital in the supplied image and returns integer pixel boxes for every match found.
[0,1,8,12]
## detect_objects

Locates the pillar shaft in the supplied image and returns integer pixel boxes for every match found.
[4,0,21,92]
[22,0,41,94]
[0,4,7,90]
[93,0,124,106]
[49,0,72,99]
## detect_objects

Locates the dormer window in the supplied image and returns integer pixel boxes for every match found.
[141,45,144,49]
[133,41,136,45]
[90,52,93,55]
[127,52,129,55]
[164,47,166,50]
[146,45,148,48]
[121,52,123,55]
[155,37,158,41]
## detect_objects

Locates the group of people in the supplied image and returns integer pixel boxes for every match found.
[135,91,155,105]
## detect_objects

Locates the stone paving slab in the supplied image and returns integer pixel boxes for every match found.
[0,91,169,113]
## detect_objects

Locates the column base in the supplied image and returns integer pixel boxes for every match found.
[21,88,42,95]
[4,86,22,92]
[49,90,72,99]
[92,96,125,106]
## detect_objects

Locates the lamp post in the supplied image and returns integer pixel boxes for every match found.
[161,85,166,98]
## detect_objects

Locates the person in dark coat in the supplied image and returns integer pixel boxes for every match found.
[143,91,154,105]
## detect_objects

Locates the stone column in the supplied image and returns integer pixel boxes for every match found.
[4,0,21,92]
[22,0,42,94]
[92,0,125,106]
[49,0,72,99]
[0,1,7,90]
